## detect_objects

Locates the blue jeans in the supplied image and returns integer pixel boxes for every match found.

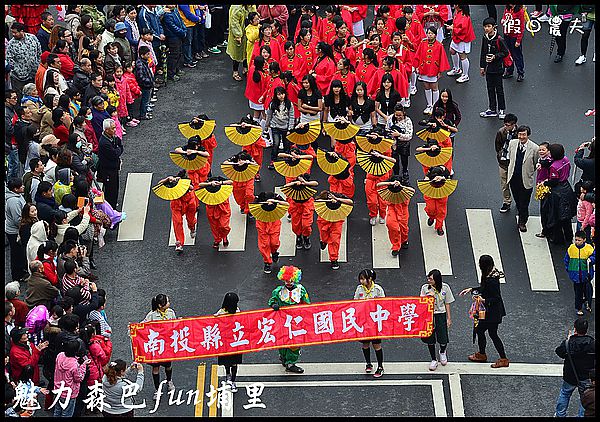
[194,24,206,53]
[6,146,23,179]
[183,26,194,64]
[139,88,152,118]
[53,397,76,417]
[555,380,585,417]
[270,127,291,162]
[504,35,525,76]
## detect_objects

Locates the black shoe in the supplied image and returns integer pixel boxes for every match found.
[303,236,311,250]
[554,55,563,63]
[331,260,340,270]
[320,241,327,250]
[373,367,384,378]
[89,259,97,270]
[499,203,510,213]
[437,228,445,236]
[518,224,527,232]
[263,263,272,274]
[391,249,399,257]
[427,218,434,226]
[516,74,524,82]
[296,236,304,249]
[365,363,373,373]
[401,241,409,249]
[248,214,255,221]
[279,355,286,367]
[285,364,304,373]
[271,252,279,263]
[502,72,513,79]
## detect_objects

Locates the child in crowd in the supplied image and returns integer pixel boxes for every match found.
[564,230,595,316]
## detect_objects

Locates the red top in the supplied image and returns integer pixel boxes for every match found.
[58,53,75,80]
[53,124,70,146]
[318,18,337,44]
[294,14,319,41]
[339,9,354,36]
[202,134,218,167]
[415,5,450,26]
[345,5,368,23]
[383,17,397,46]
[9,341,43,384]
[501,7,526,43]
[284,80,301,118]
[281,53,307,82]
[368,68,409,98]
[42,259,58,286]
[345,45,358,66]
[84,120,99,153]
[451,10,476,44]
[413,39,450,76]
[7,299,28,327]
[407,17,426,41]
[354,60,378,83]
[262,75,285,110]
[252,38,283,65]
[313,56,337,94]
[245,66,267,104]
[332,70,357,96]
[295,40,317,72]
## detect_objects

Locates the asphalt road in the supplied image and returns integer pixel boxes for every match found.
[5,5,595,417]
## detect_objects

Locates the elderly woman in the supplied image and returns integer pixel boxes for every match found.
[21,83,44,127]
[4,281,28,327]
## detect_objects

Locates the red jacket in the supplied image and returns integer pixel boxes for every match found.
[57,53,75,80]
[294,14,320,41]
[413,39,450,77]
[501,7,526,44]
[318,18,337,44]
[251,38,283,65]
[123,70,141,98]
[313,56,337,94]
[281,53,307,82]
[42,258,59,286]
[10,341,43,384]
[284,80,301,118]
[84,120,99,153]
[451,10,476,44]
[354,60,378,83]
[261,74,285,110]
[407,17,426,42]
[295,40,317,71]
[245,66,267,104]
[7,299,29,327]
[114,75,133,118]
[368,68,408,99]
[415,5,450,26]
[345,5,368,23]
[86,334,112,386]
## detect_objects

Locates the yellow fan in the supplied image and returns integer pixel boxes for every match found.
[280,185,317,201]
[323,121,359,141]
[377,184,415,204]
[356,150,394,176]
[356,135,394,153]
[220,162,259,182]
[417,179,458,199]
[178,119,216,140]
[169,151,208,170]
[314,200,353,222]
[316,148,349,175]
[152,178,191,201]
[416,127,451,142]
[195,184,233,205]
[224,125,262,146]
[273,158,312,178]
[287,121,321,145]
[415,147,453,167]
[249,202,289,222]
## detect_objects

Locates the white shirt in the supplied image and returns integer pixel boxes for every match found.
[420,282,455,314]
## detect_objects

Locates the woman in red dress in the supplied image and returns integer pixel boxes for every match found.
[355,48,378,83]
[245,55,268,123]
[310,42,337,95]
[295,28,317,71]
[281,41,306,82]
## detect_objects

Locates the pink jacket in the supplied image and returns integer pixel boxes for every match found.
[577,199,594,229]
[87,335,113,386]
[53,352,87,398]
[114,75,133,118]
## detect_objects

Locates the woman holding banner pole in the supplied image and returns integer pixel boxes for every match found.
[214,292,243,392]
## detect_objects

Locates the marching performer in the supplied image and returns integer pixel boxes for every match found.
[377,175,415,256]
[250,192,289,274]
[196,177,233,249]
[172,136,211,189]
[221,151,258,216]
[418,165,458,236]
[315,190,354,270]
[281,174,318,250]
[364,147,396,226]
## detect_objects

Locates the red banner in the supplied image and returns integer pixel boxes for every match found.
[129,297,434,363]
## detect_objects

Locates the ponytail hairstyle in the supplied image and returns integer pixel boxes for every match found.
[377,5,390,17]
[252,55,266,83]
[427,269,443,292]
[151,294,169,311]
[362,47,378,67]
[104,359,127,385]
[339,57,355,72]
[315,41,335,66]
[296,27,311,44]
[270,86,291,112]
[358,269,377,283]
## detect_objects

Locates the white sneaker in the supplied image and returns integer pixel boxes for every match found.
[498,110,506,119]
[575,55,587,65]
[593,53,595,62]
[447,68,462,76]
[369,217,377,226]
[456,74,469,83]
[378,216,385,224]
[537,14,549,22]
[190,228,196,239]
[265,139,273,148]
[410,85,417,95]
[287,213,292,222]
[403,98,411,108]
[167,381,175,392]
[228,381,238,393]
[439,351,448,366]
[429,360,438,371]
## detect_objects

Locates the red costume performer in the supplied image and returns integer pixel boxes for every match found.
[233,180,254,214]
[243,137,266,169]
[261,73,285,110]
[354,59,378,83]
[10,4,48,34]
[317,217,343,262]
[206,201,231,246]
[251,38,283,64]
[420,136,453,176]
[365,170,392,220]
[332,70,357,96]
[451,9,476,45]
[415,5,450,29]
[328,168,355,199]
[295,39,317,73]
[289,196,314,239]
[387,201,410,251]
[367,67,409,99]
[281,52,307,82]
[422,165,451,232]
[171,190,198,247]
[245,64,267,105]
[312,56,337,95]
[413,38,451,77]
[256,220,281,265]
[318,18,337,44]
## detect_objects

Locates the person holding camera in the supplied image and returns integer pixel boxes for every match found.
[420,269,455,371]
[574,137,595,186]
[494,113,518,213]
[459,254,509,368]
[554,318,595,417]
[102,359,145,417]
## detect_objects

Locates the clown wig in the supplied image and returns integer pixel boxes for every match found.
[277,266,302,283]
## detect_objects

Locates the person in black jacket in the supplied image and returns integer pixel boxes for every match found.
[134,46,155,120]
[479,17,509,119]
[460,254,509,368]
[96,118,123,208]
[71,58,93,98]
[554,318,595,417]
[574,138,595,187]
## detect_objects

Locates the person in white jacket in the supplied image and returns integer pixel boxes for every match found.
[54,205,91,245]
[26,220,49,266]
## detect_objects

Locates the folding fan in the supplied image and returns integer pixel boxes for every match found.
[152,178,191,201]
[178,119,216,140]
[314,200,353,222]
[377,184,415,204]
[415,147,453,167]
[220,162,259,182]
[316,148,350,175]
[273,158,312,178]
[356,150,394,176]
[287,121,321,145]
[323,121,359,141]
[415,126,451,142]
[195,183,233,205]
[355,135,394,153]
[224,125,262,146]
[280,185,317,201]
[248,202,290,222]
[169,151,208,170]
[417,179,458,199]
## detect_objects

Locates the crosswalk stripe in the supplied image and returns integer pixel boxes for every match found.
[320,219,348,262]
[219,196,246,251]
[517,216,559,291]
[372,221,399,268]
[417,203,452,275]
[117,173,152,241]
[274,187,297,257]
[168,211,197,246]
[466,209,505,283]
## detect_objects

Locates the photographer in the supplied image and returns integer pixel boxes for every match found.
[56,239,91,281]
[574,138,595,187]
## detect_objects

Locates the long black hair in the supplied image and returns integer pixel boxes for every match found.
[362,47,378,68]
[315,41,335,67]
[221,292,239,314]
[151,294,169,311]
[296,27,312,44]
[434,88,459,117]
[456,5,471,16]
[301,74,320,96]
[376,74,397,102]
[351,81,369,103]
[270,86,291,111]
[252,55,265,84]
[427,269,443,292]
[325,79,349,105]
[478,254,495,285]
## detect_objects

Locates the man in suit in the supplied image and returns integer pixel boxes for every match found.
[97,118,124,208]
[506,125,539,232]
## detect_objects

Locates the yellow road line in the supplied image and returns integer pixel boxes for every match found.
[194,363,206,417]
[209,364,219,417]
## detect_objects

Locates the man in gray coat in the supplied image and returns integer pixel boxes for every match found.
[25,260,60,310]
[5,177,27,282]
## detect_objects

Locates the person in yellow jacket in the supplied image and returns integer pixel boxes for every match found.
[178,5,201,67]
[245,12,260,68]
[227,5,257,81]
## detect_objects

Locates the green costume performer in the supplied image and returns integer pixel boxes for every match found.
[268,265,310,373]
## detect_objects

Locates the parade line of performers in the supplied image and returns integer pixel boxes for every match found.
[154,110,457,274]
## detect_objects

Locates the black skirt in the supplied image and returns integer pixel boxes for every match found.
[218,353,243,366]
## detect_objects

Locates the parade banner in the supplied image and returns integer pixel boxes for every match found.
[130,297,434,363]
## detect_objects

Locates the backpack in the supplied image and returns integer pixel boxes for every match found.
[496,37,514,68]
[25,305,49,344]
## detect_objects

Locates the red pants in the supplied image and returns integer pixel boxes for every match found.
[334,141,356,169]
[317,217,343,261]
[204,134,218,168]
[328,174,355,198]
[256,220,281,264]
[365,175,389,218]
[206,201,232,243]
[171,192,198,245]
[243,137,266,168]
[422,158,452,177]
[386,202,409,250]
[188,163,210,189]
[289,198,314,237]
[233,180,254,213]
[424,196,448,230]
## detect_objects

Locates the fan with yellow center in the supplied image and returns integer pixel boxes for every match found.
[314,200,353,222]
[417,178,458,199]
[195,183,233,205]
[356,150,394,176]
[323,121,359,141]
[273,158,312,178]
[224,125,262,146]
[178,119,216,140]
[377,183,415,204]
[287,120,321,145]
[169,151,208,170]
[316,148,349,175]
[415,145,453,167]
[220,161,259,182]
[415,126,451,142]
[356,134,394,153]
[152,178,191,201]
[280,184,317,201]
[249,202,290,222]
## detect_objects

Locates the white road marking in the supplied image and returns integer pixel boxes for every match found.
[220,196,246,251]
[320,219,347,262]
[466,209,505,283]
[417,203,452,275]
[517,216,559,291]
[168,211,197,246]
[274,187,297,257]
[372,221,400,268]
[117,173,152,241]
[448,373,465,417]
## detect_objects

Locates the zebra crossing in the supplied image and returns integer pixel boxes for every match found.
[115,172,593,295]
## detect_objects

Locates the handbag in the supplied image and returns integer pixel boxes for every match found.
[565,337,593,397]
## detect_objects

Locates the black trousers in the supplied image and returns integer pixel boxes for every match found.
[509,175,532,225]
[7,233,28,281]
[573,281,593,311]
[555,20,571,56]
[206,7,228,47]
[98,170,120,209]
[166,37,183,78]
[476,321,506,359]
[485,73,506,111]
[551,219,574,245]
